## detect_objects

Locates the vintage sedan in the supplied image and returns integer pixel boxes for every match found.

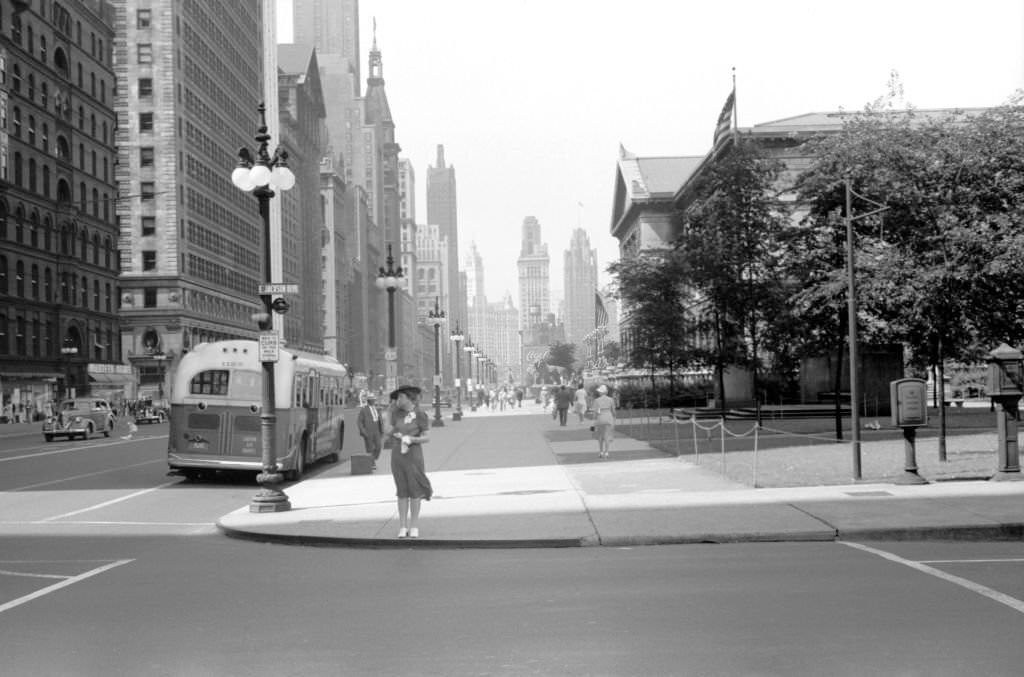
[42,398,116,441]
[134,398,168,424]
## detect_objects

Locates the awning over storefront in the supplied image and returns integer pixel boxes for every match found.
[88,372,135,385]
[0,372,62,383]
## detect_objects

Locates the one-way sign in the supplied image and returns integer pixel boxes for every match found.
[258,283,299,295]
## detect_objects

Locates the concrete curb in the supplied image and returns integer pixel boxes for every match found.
[216,521,584,549]
[218,520,1024,549]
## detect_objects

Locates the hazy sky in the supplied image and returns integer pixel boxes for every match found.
[277,0,1024,304]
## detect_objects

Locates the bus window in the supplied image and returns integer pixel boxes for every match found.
[191,370,229,395]
[228,371,261,401]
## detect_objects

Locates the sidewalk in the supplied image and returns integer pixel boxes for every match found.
[217,401,1024,548]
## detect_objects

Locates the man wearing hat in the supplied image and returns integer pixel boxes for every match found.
[356,391,384,470]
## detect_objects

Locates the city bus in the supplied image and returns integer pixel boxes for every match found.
[168,340,347,480]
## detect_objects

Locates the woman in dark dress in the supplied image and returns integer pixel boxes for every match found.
[385,386,433,538]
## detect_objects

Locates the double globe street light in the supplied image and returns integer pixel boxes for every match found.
[426,297,446,427]
[232,102,295,513]
[375,244,405,394]
[449,321,464,421]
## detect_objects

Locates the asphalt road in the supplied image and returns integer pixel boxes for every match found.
[1,423,1023,676]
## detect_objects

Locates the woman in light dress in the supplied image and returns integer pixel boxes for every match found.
[591,384,616,459]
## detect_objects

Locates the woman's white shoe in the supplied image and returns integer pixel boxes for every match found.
[408,528,419,538]
[397,527,408,538]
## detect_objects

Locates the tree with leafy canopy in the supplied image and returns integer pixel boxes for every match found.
[673,141,791,410]
[607,249,698,396]
[545,341,577,381]
[792,92,1024,447]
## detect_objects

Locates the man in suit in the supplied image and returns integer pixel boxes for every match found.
[356,392,384,470]
[554,385,574,426]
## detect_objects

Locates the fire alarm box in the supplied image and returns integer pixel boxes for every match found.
[987,343,1023,398]
[890,378,927,428]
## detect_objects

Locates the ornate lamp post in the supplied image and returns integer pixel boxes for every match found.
[450,321,464,421]
[426,297,446,427]
[60,336,79,399]
[464,339,477,412]
[231,102,295,513]
[374,244,405,394]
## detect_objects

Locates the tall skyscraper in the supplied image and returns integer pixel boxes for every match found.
[292,0,359,71]
[563,228,598,348]
[426,144,463,377]
[114,0,266,400]
[426,145,461,322]
[517,216,550,332]
[0,0,126,406]
[464,241,485,354]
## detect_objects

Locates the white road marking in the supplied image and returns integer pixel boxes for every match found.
[919,558,1024,564]
[0,569,68,580]
[10,459,165,491]
[0,559,133,615]
[843,542,1024,615]
[0,435,166,463]
[40,481,179,521]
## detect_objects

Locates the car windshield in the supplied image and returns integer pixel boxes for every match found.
[60,401,77,411]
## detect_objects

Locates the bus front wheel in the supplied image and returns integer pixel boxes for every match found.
[288,437,308,482]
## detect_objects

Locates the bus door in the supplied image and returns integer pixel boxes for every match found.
[304,371,321,457]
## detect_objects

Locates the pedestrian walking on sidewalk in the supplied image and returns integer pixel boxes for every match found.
[385,385,433,538]
[356,392,384,470]
[591,384,616,458]
[574,383,589,423]
[554,385,573,426]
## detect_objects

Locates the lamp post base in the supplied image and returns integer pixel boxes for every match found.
[452,410,462,421]
[250,488,292,512]
[893,470,928,485]
[431,415,446,428]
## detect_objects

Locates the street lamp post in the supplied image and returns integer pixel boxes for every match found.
[426,296,446,427]
[60,337,78,399]
[464,339,476,412]
[232,102,296,513]
[450,321,464,421]
[374,244,405,394]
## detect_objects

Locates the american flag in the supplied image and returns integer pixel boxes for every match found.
[713,89,735,147]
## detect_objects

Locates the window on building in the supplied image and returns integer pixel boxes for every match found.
[142,251,156,271]
[137,9,152,28]
[138,78,153,97]
[16,261,25,296]
[11,64,20,93]
[143,288,157,307]
[141,182,155,200]
[137,44,153,65]
[139,112,153,131]
[141,216,156,236]
[140,147,154,167]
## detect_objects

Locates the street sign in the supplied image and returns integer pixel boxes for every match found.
[258,283,299,295]
[433,375,442,387]
[385,361,397,378]
[258,332,279,362]
[384,349,397,361]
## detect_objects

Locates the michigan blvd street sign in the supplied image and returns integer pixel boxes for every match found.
[258,283,299,295]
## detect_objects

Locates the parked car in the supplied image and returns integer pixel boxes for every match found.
[42,398,116,441]
[134,397,168,424]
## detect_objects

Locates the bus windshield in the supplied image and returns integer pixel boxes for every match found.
[189,369,262,400]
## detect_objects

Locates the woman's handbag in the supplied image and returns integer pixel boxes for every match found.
[584,409,596,421]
